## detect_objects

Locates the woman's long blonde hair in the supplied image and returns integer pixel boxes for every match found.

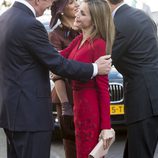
[84,0,115,55]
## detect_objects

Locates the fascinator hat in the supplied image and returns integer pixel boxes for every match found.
[50,0,69,28]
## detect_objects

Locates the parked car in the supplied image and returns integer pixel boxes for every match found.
[109,66,125,126]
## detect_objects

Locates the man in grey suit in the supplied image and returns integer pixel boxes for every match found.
[108,0,158,158]
[0,0,112,157]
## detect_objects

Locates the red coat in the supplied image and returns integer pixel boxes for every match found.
[61,34,111,158]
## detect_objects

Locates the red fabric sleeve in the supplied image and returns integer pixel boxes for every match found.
[93,39,111,129]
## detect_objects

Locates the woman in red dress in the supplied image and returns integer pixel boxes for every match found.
[56,0,115,157]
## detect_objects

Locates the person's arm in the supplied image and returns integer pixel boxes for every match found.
[24,21,111,80]
[93,39,111,129]
[23,21,93,80]
[111,30,128,65]
[54,79,68,102]
[93,39,114,149]
[59,35,112,77]
[111,16,138,65]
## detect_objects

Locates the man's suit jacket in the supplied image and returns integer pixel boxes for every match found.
[0,2,93,131]
[112,4,158,124]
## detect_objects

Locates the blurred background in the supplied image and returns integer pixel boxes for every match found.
[1,0,158,27]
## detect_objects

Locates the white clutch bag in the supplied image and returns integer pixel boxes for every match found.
[88,135,115,158]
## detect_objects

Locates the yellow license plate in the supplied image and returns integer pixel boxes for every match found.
[110,104,124,115]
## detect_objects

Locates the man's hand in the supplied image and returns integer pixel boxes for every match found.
[95,55,112,75]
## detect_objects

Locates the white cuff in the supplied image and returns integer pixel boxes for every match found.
[92,63,98,78]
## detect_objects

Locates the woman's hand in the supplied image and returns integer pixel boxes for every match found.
[99,128,115,150]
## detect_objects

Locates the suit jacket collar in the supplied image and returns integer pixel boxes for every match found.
[112,2,125,17]
[114,4,131,17]
[12,1,35,17]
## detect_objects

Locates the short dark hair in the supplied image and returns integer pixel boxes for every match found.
[108,0,123,5]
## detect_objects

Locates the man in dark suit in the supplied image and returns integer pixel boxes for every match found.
[0,0,112,158]
[108,0,158,158]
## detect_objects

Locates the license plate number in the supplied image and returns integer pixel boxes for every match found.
[110,104,124,115]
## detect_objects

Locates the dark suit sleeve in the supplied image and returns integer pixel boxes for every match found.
[111,29,129,65]
[112,6,157,65]
[23,20,93,80]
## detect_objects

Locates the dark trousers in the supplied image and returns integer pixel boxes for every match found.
[123,116,158,158]
[4,129,52,158]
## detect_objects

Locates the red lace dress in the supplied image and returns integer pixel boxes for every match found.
[60,34,111,158]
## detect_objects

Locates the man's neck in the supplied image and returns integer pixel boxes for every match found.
[110,1,124,12]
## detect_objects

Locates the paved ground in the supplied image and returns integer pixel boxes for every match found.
[0,129,6,158]
[1,128,158,158]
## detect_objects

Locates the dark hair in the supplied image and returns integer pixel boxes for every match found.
[108,0,123,5]
[50,0,69,28]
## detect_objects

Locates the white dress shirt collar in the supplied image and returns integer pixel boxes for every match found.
[112,2,126,18]
[15,0,36,16]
